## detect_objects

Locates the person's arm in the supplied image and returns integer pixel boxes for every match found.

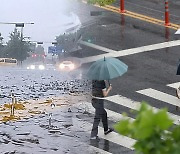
[102,85,112,97]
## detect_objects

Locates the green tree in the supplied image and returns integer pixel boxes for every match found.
[56,31,81,58]
[56,33,78,52]
[114,102,180,154]
[34,45,45,55]
[5,29,31,64]
[87,0,115,6]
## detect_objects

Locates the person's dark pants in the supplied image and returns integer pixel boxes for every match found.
[91,98,108,137]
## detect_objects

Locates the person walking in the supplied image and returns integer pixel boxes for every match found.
[90,80,113,140]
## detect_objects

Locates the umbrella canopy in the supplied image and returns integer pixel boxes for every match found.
[87,57,128,80]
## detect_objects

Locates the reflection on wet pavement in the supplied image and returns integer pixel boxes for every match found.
[0,68,91,104]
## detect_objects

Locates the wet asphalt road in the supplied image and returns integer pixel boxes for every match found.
[70,0,179,53]
[71,2,180,153]
[71,0,180,101]
[73,1,180,114]
[60,1,180,152]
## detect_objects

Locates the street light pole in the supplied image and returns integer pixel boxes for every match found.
[0,22,34,41]
[14,23,34,65]
[14,23,34,40]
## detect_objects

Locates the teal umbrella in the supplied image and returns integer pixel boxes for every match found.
[87,57,128,80]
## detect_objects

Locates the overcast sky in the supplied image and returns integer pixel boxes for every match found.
[0,0,78,50]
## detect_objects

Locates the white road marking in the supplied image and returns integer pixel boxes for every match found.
[87,143,113,154]
[105,95,140,110]
[104,95,180,125]
[82,52,114,63]
[175,29,180,34]
[77,102,134,122]
[80,41,117,53]
[72,117,135,150]
[167,82,180,89]
[81,40,180,63]
[137,88,180,108]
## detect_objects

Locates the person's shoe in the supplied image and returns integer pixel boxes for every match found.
[90,136,99,140]
[104,128,113,135]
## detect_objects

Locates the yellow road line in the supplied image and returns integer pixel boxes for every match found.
[82,0,180,30]
[104,5,180,30]
[106,5,164,23]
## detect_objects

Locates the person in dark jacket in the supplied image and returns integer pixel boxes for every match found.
[90,80,113,140]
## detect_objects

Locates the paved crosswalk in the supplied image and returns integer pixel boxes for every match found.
[74,82,180,153]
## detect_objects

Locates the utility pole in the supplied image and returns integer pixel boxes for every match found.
[15,23,34,65]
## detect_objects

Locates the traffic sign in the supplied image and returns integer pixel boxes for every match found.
[48,46,63,54]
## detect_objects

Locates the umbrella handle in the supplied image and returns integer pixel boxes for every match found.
[107,80,111,87]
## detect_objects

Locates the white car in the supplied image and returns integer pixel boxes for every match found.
[59,61,75,70]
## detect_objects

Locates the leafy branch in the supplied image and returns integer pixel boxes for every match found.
[114,102,180,154]
[87,0,116,6]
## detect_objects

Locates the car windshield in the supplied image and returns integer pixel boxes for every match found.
[63,61,72,64]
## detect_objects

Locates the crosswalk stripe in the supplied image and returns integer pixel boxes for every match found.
[80,41,117,53]
[72,116,136,150]
[87,144,113,154]
[104,95,180,125]
[105,95,140,110]
[81,40,180,64]
[79,102,134,122]
[137,88,180,108]
[175,29,180,34]
[167,82,180,89]
[106,108,134,122]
